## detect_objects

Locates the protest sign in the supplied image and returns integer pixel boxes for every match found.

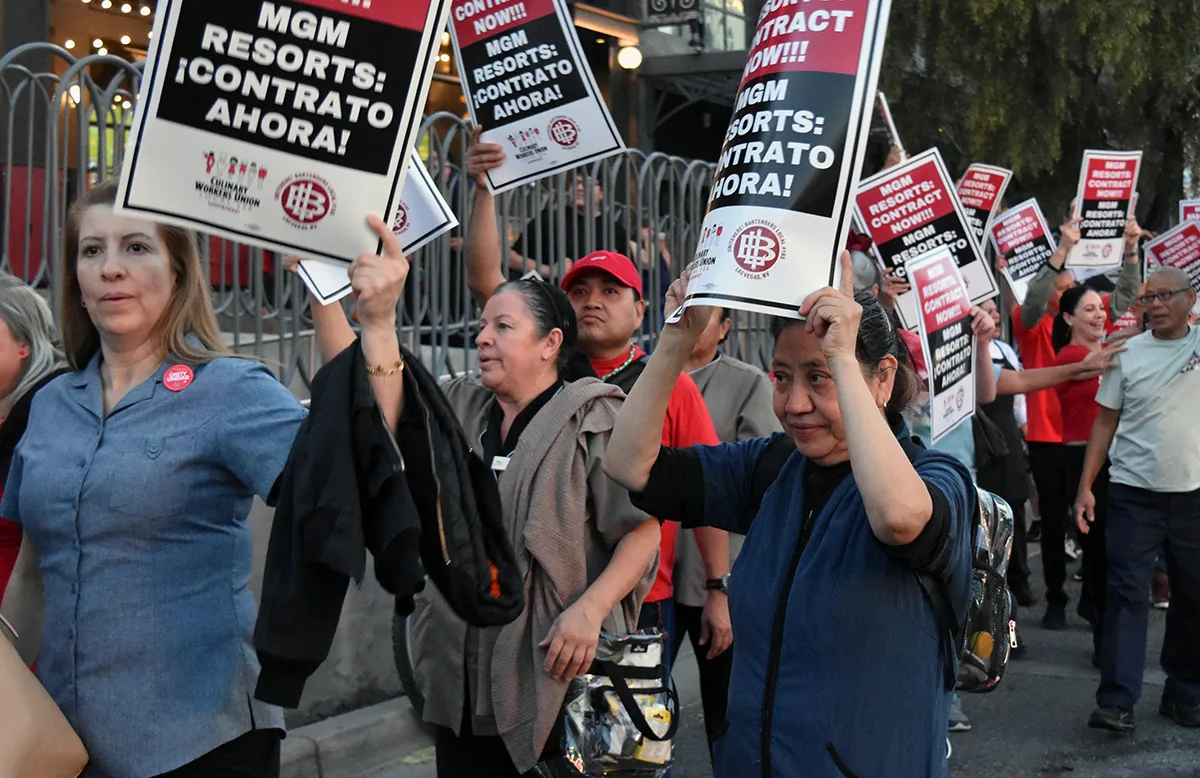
[450,0,624,193]
[909,247,975,444]
[298,151,458,304]
[989,198,1055,305]
[644,0,701,26]
[667,0,892,320]
[957,164,1012,248]
[116,0,449,265]
[1067,149,1141,269]
[854,147,998,329]
[1143,220,1200,315]
[1181,200,1200,224]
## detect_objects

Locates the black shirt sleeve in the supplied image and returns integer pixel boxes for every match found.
[629,446,705,526]
[876,482,952,572]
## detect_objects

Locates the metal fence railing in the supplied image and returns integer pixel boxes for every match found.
[1,43,776,387]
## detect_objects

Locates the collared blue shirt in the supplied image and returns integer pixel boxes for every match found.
[1,351,306,777]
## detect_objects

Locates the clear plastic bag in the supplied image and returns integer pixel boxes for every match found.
[535,631,677,777]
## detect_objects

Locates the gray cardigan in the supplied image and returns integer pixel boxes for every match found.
[408,376,652,771]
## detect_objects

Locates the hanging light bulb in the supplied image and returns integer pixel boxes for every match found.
[120,34,132,45]
[98,47,108,56]
[442,31,450,46]
[121,2,132,11]
[93,38,104,48]
[65,39,76,49]
[100,0,112,8]
[140,4,150,14]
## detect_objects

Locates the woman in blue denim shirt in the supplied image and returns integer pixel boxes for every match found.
[0,180,412,777]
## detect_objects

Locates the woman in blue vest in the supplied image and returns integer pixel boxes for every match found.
[605,255,975,778]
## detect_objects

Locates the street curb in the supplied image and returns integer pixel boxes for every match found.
[282,697,433,778]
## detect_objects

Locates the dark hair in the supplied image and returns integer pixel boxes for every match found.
[770,291,917,415]
[494,278,588,380]
[1052,285,1095,353]
[1083,274,1115,293]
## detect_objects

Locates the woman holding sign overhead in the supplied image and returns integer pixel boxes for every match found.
[0,180,415,777]
[605,254,977,778]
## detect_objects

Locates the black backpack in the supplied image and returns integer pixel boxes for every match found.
[747,433,1016,694]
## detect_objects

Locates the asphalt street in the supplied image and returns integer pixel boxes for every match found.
[366,545,1199,777]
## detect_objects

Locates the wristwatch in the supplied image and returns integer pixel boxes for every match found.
[705,574,731,594]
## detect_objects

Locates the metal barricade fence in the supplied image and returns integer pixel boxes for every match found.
[0,43,778,388]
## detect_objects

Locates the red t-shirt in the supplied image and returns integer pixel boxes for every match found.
[0,486,20,601]
[592,347,719,603]
[1053,344,1101,444]
[1011,305,1062,444]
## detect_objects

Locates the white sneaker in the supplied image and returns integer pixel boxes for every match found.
[948,693,972,732]
[1064,538,1082,561]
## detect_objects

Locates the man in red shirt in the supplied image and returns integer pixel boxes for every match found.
[1005,217,1142,629]
[463,135,732,667]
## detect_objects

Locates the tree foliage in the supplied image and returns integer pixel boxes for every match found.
[880,0,1200,229]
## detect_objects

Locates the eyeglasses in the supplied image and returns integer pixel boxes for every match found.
[1137,288,1191,305]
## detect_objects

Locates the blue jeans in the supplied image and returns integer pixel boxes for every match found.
[1098,484,1200,710]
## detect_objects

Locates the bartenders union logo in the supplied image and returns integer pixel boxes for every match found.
[730,220,785,278]
[276,174,336,230]
[393,202,409,234]
[548,117,580,149]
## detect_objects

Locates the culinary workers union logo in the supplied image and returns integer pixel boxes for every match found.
[275,174,336,229]
[729,219,785,277]
[548,117,580,149]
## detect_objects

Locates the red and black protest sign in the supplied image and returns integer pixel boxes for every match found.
[1181,200,1200,224]
[117,0,448,264]
[1144,221,1200,310]
[909,247,975,443]
[989,198,1056,305]
[1067,149,1142,269]
[854,147,997,329]
[451,0,623,192]
[672,0,892,320]
[957,164,1011,248]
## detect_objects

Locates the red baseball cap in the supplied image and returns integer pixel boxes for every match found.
[560,251,643,299]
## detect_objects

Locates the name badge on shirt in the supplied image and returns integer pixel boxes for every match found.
[491,455,511,472]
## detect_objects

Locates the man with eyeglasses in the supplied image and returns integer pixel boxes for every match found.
[1074,266,1200,734]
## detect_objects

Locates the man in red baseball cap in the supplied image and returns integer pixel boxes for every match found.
[463,130,732,671]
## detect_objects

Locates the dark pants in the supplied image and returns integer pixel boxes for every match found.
[1029,442,1071,608]
[638,598,676,673]
[1064,447,1110,646]
[671,603,733,752]
[156,729,281,778]
[1098,484,1200,711]
[1006,499,1031,592]
[435,715,531,778]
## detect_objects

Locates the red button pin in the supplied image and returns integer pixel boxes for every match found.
[163,364,194,392]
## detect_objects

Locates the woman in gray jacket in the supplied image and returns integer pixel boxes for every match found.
[303,274,660,777]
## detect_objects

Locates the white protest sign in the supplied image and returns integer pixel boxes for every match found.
[670,0,892,321]
[1180,200,1200,224]
[854,148,998,329]
[909,247,975,444]
[989,199,1056,305]
[1067,149,1141,270]
[298,152,459,304]
[450,0,625,193]
[116,0,449,264]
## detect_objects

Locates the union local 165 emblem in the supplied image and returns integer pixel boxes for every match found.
[729,219,785,278]
[548,116,580,149]
[275,173,337,230]
[393,202,410,234]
